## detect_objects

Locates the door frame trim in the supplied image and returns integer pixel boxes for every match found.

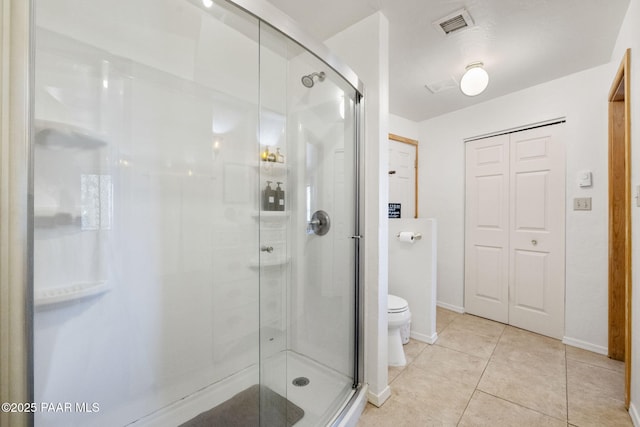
[388,133,418,218]
[608,48,632,408]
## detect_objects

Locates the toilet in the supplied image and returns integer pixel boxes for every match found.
[387,294,411,367]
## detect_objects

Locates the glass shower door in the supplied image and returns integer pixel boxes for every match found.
[258,23,360,427]
[32,0,360,425]
[33,0,263,425]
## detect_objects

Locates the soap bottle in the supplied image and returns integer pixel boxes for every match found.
[267,149,277,162]
[276,148,285,163]
[261,146,269,162]
[263,181,276,211]
[275,182,285,211]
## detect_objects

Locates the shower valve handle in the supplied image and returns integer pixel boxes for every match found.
[261,246,274,253]
[308,210,331,236]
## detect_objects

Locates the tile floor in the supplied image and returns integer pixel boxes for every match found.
[357,307,632,426]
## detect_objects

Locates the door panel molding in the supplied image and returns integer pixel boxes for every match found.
[465,135,510,323]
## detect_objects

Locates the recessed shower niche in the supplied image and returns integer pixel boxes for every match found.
[31,0,363,426]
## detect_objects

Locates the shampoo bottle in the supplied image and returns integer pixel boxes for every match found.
[275,182,285,211]
[263,181,276,211]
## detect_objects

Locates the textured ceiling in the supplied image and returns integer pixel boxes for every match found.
[265,0,630,121]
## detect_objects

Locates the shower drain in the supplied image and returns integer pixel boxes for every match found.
[292,377,310,387]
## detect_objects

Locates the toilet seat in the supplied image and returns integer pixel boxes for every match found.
[388,294,409,313]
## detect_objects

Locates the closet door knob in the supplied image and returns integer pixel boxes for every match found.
[531,239,538,246]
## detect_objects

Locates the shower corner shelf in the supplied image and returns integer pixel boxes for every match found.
[34,119,108,149]
[258,161,288,176]
[252,211,290,221]
[34,281,110,307]
[33,207,81,228]
[249,256,291,268]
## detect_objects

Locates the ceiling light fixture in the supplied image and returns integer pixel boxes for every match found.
[460,62,489,96]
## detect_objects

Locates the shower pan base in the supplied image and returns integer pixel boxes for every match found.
[262,351,353,427]
[127,351,352,427]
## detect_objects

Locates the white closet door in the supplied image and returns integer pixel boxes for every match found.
[464,135,510,323]
[508,126,565,339]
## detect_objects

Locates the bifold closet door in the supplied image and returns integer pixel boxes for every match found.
[464,134,510,324]
[508,126,565,339]
[465,125,565,339]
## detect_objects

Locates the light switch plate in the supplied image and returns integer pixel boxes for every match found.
[574,197,592,211]
[578,171,592,187]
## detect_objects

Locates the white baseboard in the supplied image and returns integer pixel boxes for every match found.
[562,336,608,355]
[366,385,391,408]
[411,331,438,344]
[629,402,639,427]
[436,301,465,313]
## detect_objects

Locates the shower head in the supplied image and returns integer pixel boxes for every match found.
[301,71,325,88]
[301,75,314,88]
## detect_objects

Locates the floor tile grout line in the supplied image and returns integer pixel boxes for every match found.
[387,310,461,386]
[376,309,629,427]
[470,389,571,424]
[452,313,512,340]
[565,356,625,374]
[478,321,507,385]
[388,338,433,385]
[471,322,569,423]
[455,320,507,426]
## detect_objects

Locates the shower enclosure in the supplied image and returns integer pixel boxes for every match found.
[31,0,363,425]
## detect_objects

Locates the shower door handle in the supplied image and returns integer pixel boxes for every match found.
[261,246,274,253]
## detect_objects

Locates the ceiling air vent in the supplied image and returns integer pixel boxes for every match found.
[433,8,474,35]
[424,77,458,94]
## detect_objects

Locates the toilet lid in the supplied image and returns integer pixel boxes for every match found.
[388,294,409,313]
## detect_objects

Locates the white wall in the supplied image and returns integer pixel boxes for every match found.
[388,218,437,343]
[420,62,615,352]
[326,12,391,406]
[611,0,640,422]
[390,113,419,140]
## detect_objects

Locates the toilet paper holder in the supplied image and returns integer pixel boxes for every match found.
[396,232,422,241]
